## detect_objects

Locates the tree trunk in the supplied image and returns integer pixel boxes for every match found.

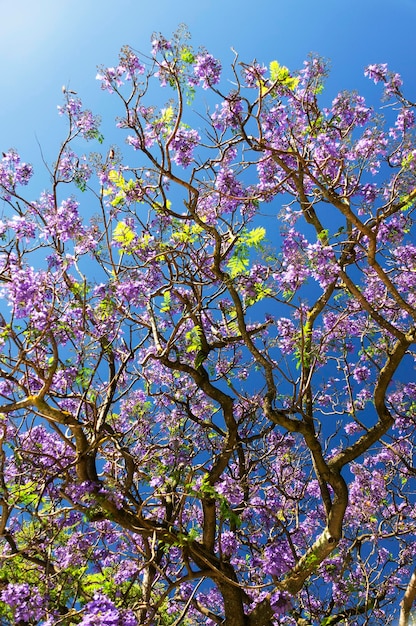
[400,568,416,626]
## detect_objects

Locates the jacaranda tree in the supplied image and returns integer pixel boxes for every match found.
[1,26,416,625]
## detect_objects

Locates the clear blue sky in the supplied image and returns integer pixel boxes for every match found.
[1,0,415,170]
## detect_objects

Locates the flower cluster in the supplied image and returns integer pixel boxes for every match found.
[364,63,389,84]
[42,196,84,241]
[364,63,403,97]
[96,51,145,93]
[58,97,101,140]
[1,583,46,622]
[211,96,243,130]
[242,62,267,88]
[79,593,137,626]
[306,241,339,289]
[170,126,200,167]
[0,149,33,197]
[190,52,221,89]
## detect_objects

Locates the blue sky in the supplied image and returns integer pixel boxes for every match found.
[1,0,416,173]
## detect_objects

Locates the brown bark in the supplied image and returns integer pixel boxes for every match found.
[400,568,416,626]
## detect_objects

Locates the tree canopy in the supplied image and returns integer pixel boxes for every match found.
[0,26,416,625]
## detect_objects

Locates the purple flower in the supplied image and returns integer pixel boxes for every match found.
[215,474,244,506]
[79,593,137,625]
[220,531,238,557]
[113,560,139,584]
[345,421,363,435]
[364,63,388,84]
[58,97,101,140]
[120,47,145,80]
[151,35,172,55]
[243,62,267,88]
[352,365,371,383]
[215,167,244,212]
[270,590,292,616]
[384,71,403,96]
[306,241,339,288]
[96,66,125,93]
[275,317,296,354]
[212,97,243,130]
[276,228,310,291]
[1,583,46,622]
[0,150,33,196]
[262,542,293,576]
[395,108,415,132]
[6,265,51,324]
[191,53,221,89]
[170,127,200,167]
[7,215,36,240]
[330,91,372,128]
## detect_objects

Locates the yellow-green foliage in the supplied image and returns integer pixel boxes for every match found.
[112,221,136,250]
[269,60,299,90]
[226,226,266,278]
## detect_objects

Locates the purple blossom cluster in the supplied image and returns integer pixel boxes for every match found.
[57,149,92,187]
[276,228,309,291]
[58,97,101,140]
[151,34,172,55]
[393,107,415,133]
[6,264,50,322]
[364,62,404,97]
[364,63,389,84]
[275,317,297,354]
[350,128,388,174]
[7,214,36,240]
[0,149,33,197]
[1,583,46,622]
[242,61,267,88]
[80,593,137,625]
[215,166,244,212]
[170,126,200,167]
[17,424,74,471]
[96,66,126,92]
[306,241,339,289]
[329,91,372,128]
[352,363,371,383]
[211,96,243,131]
[41,195,84,241]
[96,49,145,93]
[190,52,222,89]
[261,541,294,577]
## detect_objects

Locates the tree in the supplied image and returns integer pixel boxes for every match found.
[0,26,416,625]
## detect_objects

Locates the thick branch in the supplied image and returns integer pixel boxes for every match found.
[400,568,416,626]
[329,330,414,471]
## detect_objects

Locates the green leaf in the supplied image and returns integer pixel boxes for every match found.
[194,352,206,368]
[161,291,171,312]
[246,283,272,305]
[269,60,284,82]
[227,255,249,278]
[317,228,329,242]
[269,60,299,90]
[8,481,39,506]
[226,227,267,278]
[242,226,266,248]
[113,221,136,248]
[171,222,202,243]
[180,47,195,64]
[185,325,202,352]
[399,188,416,211]
[108,170,127,189]
[401,153,414,169]
[159,106,175,126]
